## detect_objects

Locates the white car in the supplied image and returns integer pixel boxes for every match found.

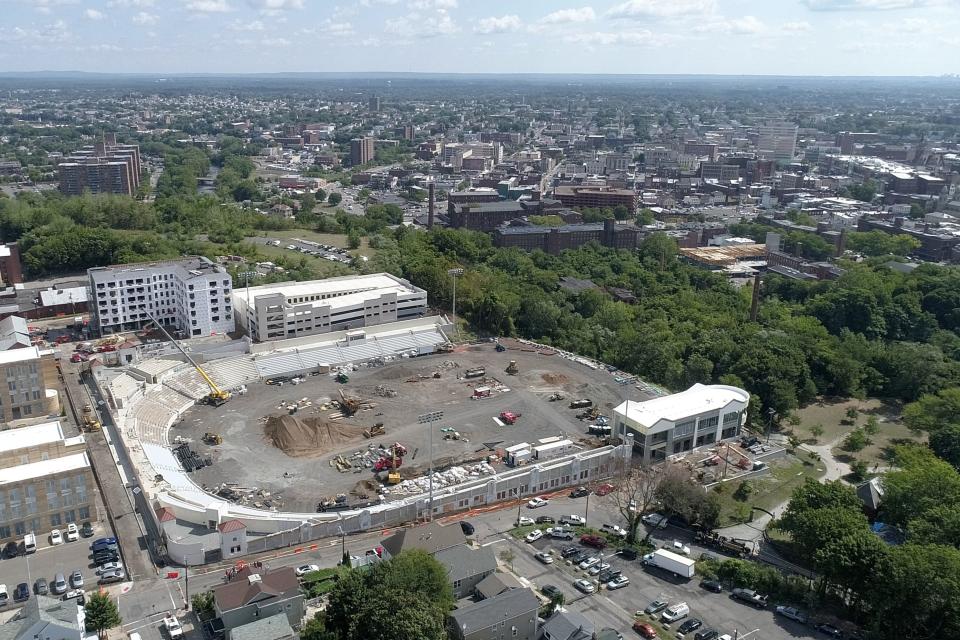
[607,575,630,590]
[516,516,535,527]
[573,578,596,594]
[65,523,79,542]
[672,540,691,555]
[295,564,320,577]
[535,551,554,564]
[50,529,63,545]
[163,616,183,639]
[96,561,124,575]
[601,523,628,538]
[642,513,669,528]
[525,529,544,543]
[579,556,600,570]
[527,497,549,509]
[774,606,809,624]
[587,561,611,575]
[560,514,586,526]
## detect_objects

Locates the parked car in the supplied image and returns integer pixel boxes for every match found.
[516,516,535,527]
[619,547,639,560]
[560,514,586,526]
[96,561,124,575]
[594,483,615,496]
[51,574,67,595]
[163,616,183,639]
[601,523,628,538]
[535,516,555,524]
[547,527,574,540]
[569,486,590,498]
[695,630,720,640]
[642,513,669,528]
[678,619,703,635]
[80,522,94,538]
[672,540,691,555]
[2,542,18,558]
[65,523,79,543]
[98,569,126,584]
[643,600,669,615]
[295,564,319,577]
[580,534,606,549]
[661,602,690,623]
[598,568,622,582]
[573,579,596,594]
[535,551,554,564]
[0,585,8,607]
[633,622,657,639]
[525,529,544,543]
[700,579,723,593]
[541,584,562,599]
[527,497,549,509]
[50,529,63,545]
[814,623,843,638]
[587,561,611,575]
[570,550,590,564]
[731,588,768,608]
[459,521,475,536]
[561,546,581,559]
[579,556,601,570]
[69,570,83,589]
[93,550,119,565]
[91,537,117,548]
[606,575,630,590]
[775,606,809,624]
[34,578,48,595]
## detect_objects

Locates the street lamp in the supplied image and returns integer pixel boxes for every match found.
[337,526,347,565]
[418,411,443,521]
[447,268,464,340]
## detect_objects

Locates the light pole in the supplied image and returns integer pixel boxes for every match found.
[766,408,777,444]
[418,411,443,521]
[337,526,347,565]
[447,268,464,340]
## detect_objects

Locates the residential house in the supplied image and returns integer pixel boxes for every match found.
[0,595,84,640]
[540,610,595,640]
[434,544,497,599]
[211,566,304,638]
[380,520,465,559]
[448,588,539,640]
[228,613,295,640]
[474,571,524,600]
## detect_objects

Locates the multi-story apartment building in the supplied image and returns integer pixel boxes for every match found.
[553,185,639,212]
[350,137,375,166]
[0,420,102,545]
[232,273,428,342]
[0,346,60,423]
[58,134,142,197]
[614,384,749,463]
[757,121,799,162]
[88,257,235,337]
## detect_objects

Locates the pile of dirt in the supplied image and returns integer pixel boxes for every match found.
[541,372,568,385]
[264,414,365,457]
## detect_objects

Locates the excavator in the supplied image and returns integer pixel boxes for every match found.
[146,314,231,407]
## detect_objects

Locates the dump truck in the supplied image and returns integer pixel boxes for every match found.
[569,399,593,409]
[641,549,696,579]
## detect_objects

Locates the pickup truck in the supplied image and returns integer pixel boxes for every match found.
[730,588,769,608]
[164,616,183,639]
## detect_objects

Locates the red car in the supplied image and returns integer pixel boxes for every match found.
[633,622,657,639]
[580,534,606,549]
[594,483,615,496]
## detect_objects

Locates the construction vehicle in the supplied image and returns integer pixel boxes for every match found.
[337,389,360,416]
[472,386,492,400]
[363,423,386,439]
[505,360,518,375]
[335,371,350,384]
[81,404,101,432]
[145,314,230,407]
[499,411,521,425]
[202,433,223,445]
[548,392,564,402]
[464,367,485,379]
[569,398,593,409]
[495,342,506,352]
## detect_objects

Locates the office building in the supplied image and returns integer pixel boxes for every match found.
[757,121,798,162]
[448,200,529,231]
[554,185,639,212]
[88,257,235,337]
[0,346,60,423]
[368,95,381,112]
[232,273,428,342]
[350,137,375,166]
[613,384,749,463]
[494,219,642,255]
[0,421,102,545]
[57,134,142,197]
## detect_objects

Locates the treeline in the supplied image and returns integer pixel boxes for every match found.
[363,227,960,418]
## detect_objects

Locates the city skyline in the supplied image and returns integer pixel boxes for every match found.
[3,0,960,76]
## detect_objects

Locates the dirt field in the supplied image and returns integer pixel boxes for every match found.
[175,341,651,512]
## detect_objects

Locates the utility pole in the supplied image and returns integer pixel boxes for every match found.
[418,411,443,521]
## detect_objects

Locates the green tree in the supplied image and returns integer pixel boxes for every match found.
[638,232,678,269]
[232,180,258,202]
[499,548,515,571]
[849,459,868,481]
[347,230,361,249]
[842,428,869,452]
[191,591,215,617]
[810,423,825,442]
[930,424,960,469]
[814,529,888,607]
[903,388,960,433]
[328,192,343,206]
[300,613,337,640]
[863,415,880,436]
[301,192,316,214]
[85,592,122,639]
[882,446,960,528]
[353,591,445,640]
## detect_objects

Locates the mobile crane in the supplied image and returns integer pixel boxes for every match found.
[146,314,231,407]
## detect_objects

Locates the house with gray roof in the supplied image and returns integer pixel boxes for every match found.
[380,520,466,558]
[211,566,303,638]
[228,612,294,640]
[0,595,84,640]
[541,610,595,640]
[434,543,497,598]
[474,571,524,600]
[448,588,539,640]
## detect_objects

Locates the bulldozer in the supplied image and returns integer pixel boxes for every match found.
[364,423,386,439]
[505,360,519,375]
[203,432,223,445]
[548,392,564,402]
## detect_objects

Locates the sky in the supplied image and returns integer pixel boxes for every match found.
[2,0,960,76]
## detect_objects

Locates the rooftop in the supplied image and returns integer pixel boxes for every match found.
[0,345,42,366]
[229,613,294,640]
[0,420,65,454]
[614,383,749,430]
[0,452,90,486]
[213,566,299,612]
[449,588,539,635]
[380,521,466,558]
[238,273,422,303]
[88,256,224,282]
[39,286,89,308]
[434,544,497,583]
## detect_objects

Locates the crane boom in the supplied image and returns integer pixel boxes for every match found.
[144,314,230,405]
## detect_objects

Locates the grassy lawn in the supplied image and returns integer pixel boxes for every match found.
[831,418,924,468]
[710,456,827,527]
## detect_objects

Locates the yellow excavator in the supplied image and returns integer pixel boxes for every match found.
[146,314,231,407]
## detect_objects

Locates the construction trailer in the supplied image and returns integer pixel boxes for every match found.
[533,438,575,461]
[504,442,532,466]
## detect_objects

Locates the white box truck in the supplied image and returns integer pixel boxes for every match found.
[642,549,696,578]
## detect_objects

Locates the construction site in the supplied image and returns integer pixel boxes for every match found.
[172,338,653,513]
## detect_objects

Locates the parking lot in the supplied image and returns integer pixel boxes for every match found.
[499,495,844,640]
[0,519,117,607]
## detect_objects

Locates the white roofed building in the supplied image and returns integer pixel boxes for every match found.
[613,384,749,463]
[232,273,428,342]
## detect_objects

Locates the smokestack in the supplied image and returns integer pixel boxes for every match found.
[749,273,761,323]
[428,183,435,229]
